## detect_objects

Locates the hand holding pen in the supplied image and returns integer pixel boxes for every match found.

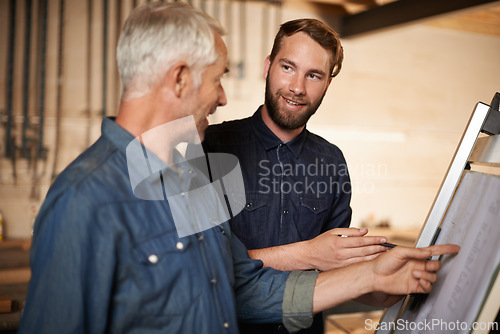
[304,227,392,271]
[337,232,397,248]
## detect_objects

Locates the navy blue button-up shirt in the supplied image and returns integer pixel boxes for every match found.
[19,117,317,334]
[203,107,352,250]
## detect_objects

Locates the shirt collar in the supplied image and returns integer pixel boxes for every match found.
[101,117,197,178]
[102,116,136,153]
[251,106,308,159]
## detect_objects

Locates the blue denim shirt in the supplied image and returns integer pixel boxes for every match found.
[203,107,352,250]
[19,117,318,334]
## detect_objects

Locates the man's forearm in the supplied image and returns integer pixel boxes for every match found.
[355,292,403,308]
[247,228,390,272]
[248,241,315,271]
[312,261,374,313]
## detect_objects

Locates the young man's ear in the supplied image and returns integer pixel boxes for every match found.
[263,56,271,80]
[326,76,333,90]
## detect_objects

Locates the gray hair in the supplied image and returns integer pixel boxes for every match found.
[117,2,226,100]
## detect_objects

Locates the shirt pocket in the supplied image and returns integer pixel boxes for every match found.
[229,192,268,243]
[297,195,329,238]
[132,230,201,316]
[134,232,192,264]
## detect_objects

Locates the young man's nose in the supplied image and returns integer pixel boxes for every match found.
[289,75,306,95]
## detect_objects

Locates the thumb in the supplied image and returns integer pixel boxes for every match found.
[333,227,368,237]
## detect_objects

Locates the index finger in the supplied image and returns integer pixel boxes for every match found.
[388,244,460,261]
[426,244,460,257]
[342,236,390,248]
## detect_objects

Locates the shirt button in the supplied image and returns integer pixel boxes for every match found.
[176,242,184,250]
[283,210,288,214]
[246,202,252,208]
[188,169,194,174]
[148,254,158,264]
[313,206,318,211]
[211,278,217,284]
[180,192,186,196]
[198,235,204,241]
[223,322,229,328]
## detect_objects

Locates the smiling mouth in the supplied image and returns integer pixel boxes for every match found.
[283,96,305,107]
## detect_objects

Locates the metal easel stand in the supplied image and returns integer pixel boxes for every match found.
[376,92,500,334]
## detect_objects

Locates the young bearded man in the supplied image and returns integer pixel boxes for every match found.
[202,19,398,333]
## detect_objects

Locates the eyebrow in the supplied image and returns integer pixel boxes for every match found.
[218,67,229,80]
[279,58,327,77]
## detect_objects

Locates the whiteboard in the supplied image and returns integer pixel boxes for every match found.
[394,172,500,334]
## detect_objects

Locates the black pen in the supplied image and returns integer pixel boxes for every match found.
[337,234,397,248]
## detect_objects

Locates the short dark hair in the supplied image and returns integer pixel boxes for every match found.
[269,18,344,78]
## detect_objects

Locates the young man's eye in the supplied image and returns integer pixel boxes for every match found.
[282,65,291,71]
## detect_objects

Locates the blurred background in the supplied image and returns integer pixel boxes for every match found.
[0,0,499,239]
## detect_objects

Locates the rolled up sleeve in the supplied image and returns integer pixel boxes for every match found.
[282,270,319,333]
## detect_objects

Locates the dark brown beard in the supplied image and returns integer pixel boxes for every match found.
[264,75,325,131]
